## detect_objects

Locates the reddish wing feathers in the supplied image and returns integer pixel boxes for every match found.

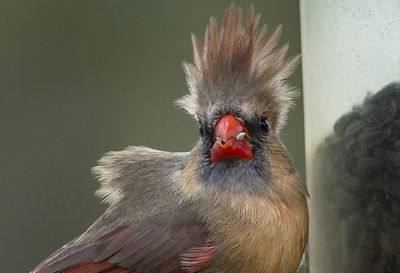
[35,224,211,273]
[181,246,216,272]
[63,261,137,273]
[63,261,182,273]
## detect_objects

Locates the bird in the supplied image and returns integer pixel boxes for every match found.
[32,4,308,273]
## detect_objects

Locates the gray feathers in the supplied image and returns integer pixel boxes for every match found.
[177,4,299,132]
[32,147,206,273]
[93,146,188,205]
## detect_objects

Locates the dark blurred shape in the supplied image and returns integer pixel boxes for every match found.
[317,82,400,272]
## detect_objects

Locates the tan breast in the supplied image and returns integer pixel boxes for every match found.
[196,193,308,273]
[174,140,309,273]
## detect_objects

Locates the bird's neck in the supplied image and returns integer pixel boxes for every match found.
[173,137,308,273]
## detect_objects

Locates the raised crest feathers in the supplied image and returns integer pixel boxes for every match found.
[177,4,300,131]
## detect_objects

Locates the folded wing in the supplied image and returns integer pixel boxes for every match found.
[31,147,213,273]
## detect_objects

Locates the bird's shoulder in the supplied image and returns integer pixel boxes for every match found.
[93,146,189,205]
[31,146,213,273]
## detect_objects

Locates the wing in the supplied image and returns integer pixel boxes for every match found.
[31,146,214,273]
[34,223,210,273]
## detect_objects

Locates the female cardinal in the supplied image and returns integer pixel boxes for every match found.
[32,4,308,273]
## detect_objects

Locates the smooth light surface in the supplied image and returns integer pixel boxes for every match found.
[0,1,304,272]
[301,1,400,272]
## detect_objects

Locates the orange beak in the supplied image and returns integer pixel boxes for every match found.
[210,114,253,164]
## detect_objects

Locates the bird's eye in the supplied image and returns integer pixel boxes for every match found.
[199,124,204,136]
[259,118,269,132]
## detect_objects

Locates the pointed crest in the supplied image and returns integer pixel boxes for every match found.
[177,4,300,131]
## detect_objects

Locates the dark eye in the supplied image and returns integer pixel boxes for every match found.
[259,118,269,132]
[199,124,204,136]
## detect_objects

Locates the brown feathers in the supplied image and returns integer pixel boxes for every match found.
[62,261,137,273]
[178,4,300,132]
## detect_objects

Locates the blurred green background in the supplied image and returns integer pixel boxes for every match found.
[0,1,303,272]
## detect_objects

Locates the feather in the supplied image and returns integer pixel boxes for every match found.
[33,223,209,273]
[180,246,215,272]
[177,4,299,131]
[62,261,133,273]
[31,147,212,273]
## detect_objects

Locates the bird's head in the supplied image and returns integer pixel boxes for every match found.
[177,4,300,194]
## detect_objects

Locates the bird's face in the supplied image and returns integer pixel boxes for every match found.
[196,103,272,193]
[177,5,299,193]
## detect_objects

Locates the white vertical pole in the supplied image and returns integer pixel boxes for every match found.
[300,1,400,272]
